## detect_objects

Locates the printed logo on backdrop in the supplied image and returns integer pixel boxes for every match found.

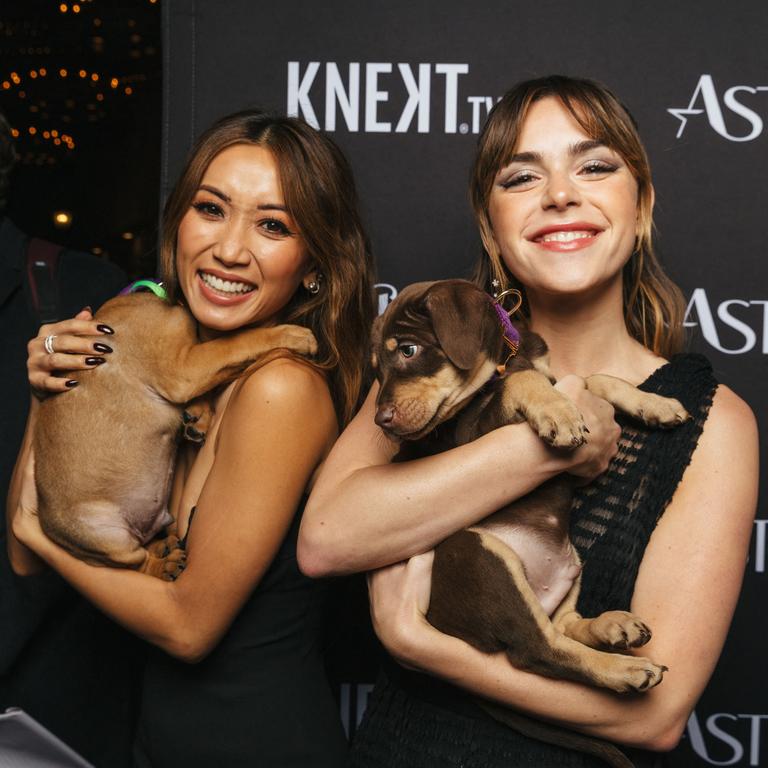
[686,710,768,766]
[684,289,768,355]
[375,283,398,315]
[287,62,498,135]
[669,75,768,141]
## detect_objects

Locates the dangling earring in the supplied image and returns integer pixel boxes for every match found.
[491,278,501,298]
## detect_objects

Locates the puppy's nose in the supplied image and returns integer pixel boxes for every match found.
[374,403,396,428]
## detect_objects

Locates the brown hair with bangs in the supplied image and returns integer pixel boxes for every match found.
[470,75,686,357]
[159,110,375,426]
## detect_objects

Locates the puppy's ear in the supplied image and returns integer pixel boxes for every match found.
[424,281,493,370]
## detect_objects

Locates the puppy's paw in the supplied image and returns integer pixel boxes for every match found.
[632,393,689,428]
[161,547,187,581]
[182,399,213,443]
[183,422,207,444]
[588,610,652,650]
[141,539,187,581]
[598,654,667,693]
[528,398,588,449]
[269,324,318,356]
[608,656,669,693]
[146,533,181,559]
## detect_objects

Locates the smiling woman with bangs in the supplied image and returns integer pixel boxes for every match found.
[299,76,758,768]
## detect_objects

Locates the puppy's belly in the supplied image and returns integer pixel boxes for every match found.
[477,523,581,616]
[69,500,172,545]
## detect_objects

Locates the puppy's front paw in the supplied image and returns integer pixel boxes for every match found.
[183,420,206,444]
[588,610,652,649]
[270,324,318,356]
[635,394,689,428]
[528,398,588,449]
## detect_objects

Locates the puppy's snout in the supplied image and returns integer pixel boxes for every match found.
[374,403,396,429]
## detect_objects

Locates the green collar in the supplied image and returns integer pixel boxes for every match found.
[119,279,169,301]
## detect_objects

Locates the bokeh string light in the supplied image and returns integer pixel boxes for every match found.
[0,1,158,167]
[0,1,161,267]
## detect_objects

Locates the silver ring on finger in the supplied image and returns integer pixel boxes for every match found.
[44,334,57,355]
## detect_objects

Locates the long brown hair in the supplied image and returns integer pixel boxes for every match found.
[159,111,375,426]
[470,75,686,357]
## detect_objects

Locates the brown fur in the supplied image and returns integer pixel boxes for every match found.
[34,292,316,579]
[372,279,689,767]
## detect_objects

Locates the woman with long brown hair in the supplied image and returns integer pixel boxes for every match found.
[299,76,758,767]
[10,110,374,766]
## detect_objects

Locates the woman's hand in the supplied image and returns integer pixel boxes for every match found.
[367,550,437,671]
[554,375,621,482]
[28,307,115,395]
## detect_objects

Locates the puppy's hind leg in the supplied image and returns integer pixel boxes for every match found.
[552,581,653,652]
[435,529,666,693]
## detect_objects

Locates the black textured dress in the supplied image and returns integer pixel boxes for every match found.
[133,501,348,768]
[350,354,717,768]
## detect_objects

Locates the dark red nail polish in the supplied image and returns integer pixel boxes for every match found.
[93,343,113,354]
[65,379,79,388]
[97,324,114,335]
[86,357,106,366]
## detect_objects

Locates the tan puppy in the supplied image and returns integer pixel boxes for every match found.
[372,279,689,767]
[34,292,316,579]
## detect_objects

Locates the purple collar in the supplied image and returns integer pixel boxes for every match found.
[491,300,520,350]
[487,292,521,375]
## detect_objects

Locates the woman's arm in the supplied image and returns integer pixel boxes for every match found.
[6,398,48,575]
[368,385,758,750]
[299,375,622,577]
[12,359,338,663]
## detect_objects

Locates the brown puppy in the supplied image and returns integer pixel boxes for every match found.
[372,279,688,767]
[34,291,316,579]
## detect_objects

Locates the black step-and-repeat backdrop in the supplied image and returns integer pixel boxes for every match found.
[162,2,766,765]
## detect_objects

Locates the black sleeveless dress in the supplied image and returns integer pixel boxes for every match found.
[349,354,718,768]
[133,500,347,768]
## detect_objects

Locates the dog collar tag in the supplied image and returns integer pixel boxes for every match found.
[119,279,169,301]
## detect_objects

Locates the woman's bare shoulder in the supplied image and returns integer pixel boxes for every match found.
[673,382,758,523]
[709,383,756,423]
[233,356,333,411]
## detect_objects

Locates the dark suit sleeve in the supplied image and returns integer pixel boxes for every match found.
[0,251,128,673]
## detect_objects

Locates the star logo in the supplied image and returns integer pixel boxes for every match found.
[668,75,768,142]
[667,104,704,139]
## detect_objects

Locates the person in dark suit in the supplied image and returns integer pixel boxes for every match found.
[0,110,143,767]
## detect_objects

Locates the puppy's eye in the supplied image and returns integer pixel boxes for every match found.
[398,343,418,358]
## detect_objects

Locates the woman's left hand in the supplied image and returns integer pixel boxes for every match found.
[367,550,437,671]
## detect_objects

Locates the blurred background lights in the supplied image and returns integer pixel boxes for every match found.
[53,211,73,228]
